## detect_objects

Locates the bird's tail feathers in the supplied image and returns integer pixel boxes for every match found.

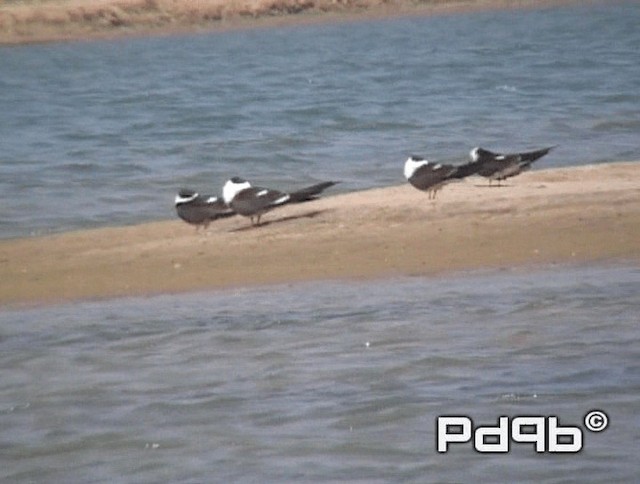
[520,146,556,163]
[451,161,481,179]
[289,181,338,203]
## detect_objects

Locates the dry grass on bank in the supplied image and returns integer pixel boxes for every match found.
[1,0,586,44]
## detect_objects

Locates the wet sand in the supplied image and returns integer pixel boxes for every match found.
[1,162,639,306]
[1,0,588,45]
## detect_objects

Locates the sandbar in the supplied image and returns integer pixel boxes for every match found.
[1,161,639,307]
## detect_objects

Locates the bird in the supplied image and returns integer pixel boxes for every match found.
[175,188,235,230]
[469,146,554,186]
[222,177,337,226]
[404,155,479,199]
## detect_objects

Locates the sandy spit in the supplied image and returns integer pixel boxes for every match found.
[1,161,639,307]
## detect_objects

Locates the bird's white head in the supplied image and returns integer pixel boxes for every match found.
[404,155,429,180]
[223,177,252,204]
[470,147,480,162]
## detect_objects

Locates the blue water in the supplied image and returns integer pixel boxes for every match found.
[1,1,639,238]
[1,264,639,482]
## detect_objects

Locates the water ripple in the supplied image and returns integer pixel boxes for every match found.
[1,3,640,238]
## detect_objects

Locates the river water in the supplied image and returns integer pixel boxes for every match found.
[1,264,639,482]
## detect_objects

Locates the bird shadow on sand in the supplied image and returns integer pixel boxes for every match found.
[229,209,330,232]
[473,183,513,188]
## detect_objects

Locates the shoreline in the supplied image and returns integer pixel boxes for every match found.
[1,0,590,46]
[1,161,639,307]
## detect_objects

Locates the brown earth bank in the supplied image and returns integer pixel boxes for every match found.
[0,0,591,45]
[1,161,639,307]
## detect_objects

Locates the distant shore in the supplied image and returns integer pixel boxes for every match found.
[1,0,589,45]
[1,161,639,307]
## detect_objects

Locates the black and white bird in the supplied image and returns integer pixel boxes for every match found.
[222,177,337,226]
[469,146,554,186]
[404,155,478,199]
[175,188,235,230]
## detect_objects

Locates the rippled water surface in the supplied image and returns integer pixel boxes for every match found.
[1,264,639,482]
[1,2,639,238]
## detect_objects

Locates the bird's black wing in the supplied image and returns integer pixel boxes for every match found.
[230,187,290,216]
[176,194,234,224]
[288,181,338,203]
[518,146,555,164]
[408,163,457,191]
[451,161,480,179]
